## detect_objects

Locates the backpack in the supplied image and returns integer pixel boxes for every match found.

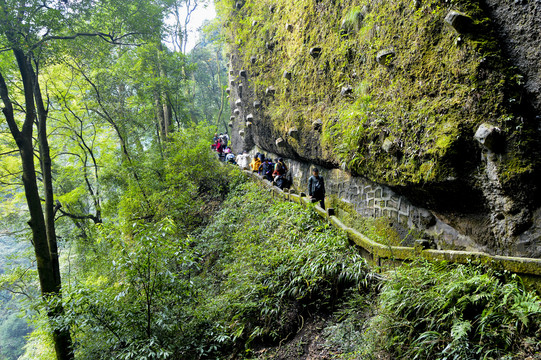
[275,175,285,189]
[312,176,323,195]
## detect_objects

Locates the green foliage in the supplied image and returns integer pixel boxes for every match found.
[0,308,31,360]
[116,124,241,232]
[181,181,371,357]
[0,236,34,360]
[64,219,197,360]
[188,29,230,132]
[29,130,245,360]
[363,261,541,359]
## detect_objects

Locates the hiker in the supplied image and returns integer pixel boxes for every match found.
[250,153,261,172]
[236,152,251,169]
[225,153,236,164]
[216,139,223,155]
[308,168,326,209]
[211,133,219,151]
[284,168,293,189]
[259,158,274,181]
[276,158,288,174]
[271,162,286,189]
[273,162,284,178]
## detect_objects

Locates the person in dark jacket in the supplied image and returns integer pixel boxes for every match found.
[308,168,325,209]
[259,159,274,181]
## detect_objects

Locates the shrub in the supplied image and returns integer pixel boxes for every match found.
[366,261,541,360]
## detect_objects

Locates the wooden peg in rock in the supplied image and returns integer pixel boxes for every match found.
[239,69,247,77]
[250,56,257,64]
[312,119,323,131]
[235,99,242,107]
[228,121,233,127]
[276,137,285,146]
[253,100,261,109]
[234,108,240,115]
[226,87,231,95]
[444,10,474,34]
[376,49,395,65]
[288,127,298,138]
[283,70,292,80]
[310,47,322,58]
[286,23,294,32]
[252,20,258,27]
[239,129,245,137]
[229,69,234,76]
[230,116,235,121]
[266,86,276,96]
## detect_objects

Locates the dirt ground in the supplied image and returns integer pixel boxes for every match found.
[251,316,340,360]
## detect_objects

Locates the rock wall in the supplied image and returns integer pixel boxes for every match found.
[482,0,541,115]
[218,0,541,257]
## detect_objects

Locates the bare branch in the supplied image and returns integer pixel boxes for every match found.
[56,207,101,224]
[0,149,19,156]
[31,32,144,51]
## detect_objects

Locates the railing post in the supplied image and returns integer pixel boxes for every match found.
[300,192,306,208]
[327,208,335,219]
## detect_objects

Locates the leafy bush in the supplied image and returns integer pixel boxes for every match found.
[365,261,541,360]
[116,124,243,233]
[180,182,372,358]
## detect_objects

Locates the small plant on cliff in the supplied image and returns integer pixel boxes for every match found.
[340,6,364,36]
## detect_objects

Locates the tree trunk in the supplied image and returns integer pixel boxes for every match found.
[0,48,74,360]
[154,89,166,141]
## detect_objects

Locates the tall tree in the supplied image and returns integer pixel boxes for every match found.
[0,1,168,358]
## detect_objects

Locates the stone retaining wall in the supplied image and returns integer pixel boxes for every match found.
[246,148,480,252]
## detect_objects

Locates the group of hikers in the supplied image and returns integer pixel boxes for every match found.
[248,152,292,190]
[210,133,326,208]
[211,133,236,164]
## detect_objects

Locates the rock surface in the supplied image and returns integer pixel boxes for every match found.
[224,0,541,257]
[483,0,541,114]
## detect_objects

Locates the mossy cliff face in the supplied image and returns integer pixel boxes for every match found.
[218,0,541,257]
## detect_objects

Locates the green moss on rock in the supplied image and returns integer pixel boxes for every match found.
[218,0,537,188]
